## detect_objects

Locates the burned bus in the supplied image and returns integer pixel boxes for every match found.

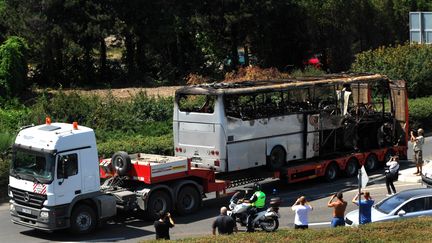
[173,74,408,174]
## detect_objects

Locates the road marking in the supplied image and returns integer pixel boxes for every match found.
[309,222,330,226]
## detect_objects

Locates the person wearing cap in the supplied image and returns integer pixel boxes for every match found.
[352,191,374,224]
[411,128,425,175]
[327,192,347,227]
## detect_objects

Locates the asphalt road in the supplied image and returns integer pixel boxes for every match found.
[1,137,430,242]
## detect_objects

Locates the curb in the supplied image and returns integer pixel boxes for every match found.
[397,160,432,183]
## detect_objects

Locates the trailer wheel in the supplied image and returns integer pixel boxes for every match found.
[365,153,379,171]
[70,204,96,234]
[267,146,286,171]
[176,186,201,215]
[325,163,339,182]
[344,157,359,177]
[146,190,172,220]
[111,151,131,176]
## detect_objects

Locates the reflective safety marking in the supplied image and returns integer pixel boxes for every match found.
[33,183,46,195]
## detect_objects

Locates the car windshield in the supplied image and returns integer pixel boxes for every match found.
[375,194,406,214]
[10,148,55,184]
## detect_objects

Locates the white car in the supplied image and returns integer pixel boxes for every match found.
[345,188,432,226]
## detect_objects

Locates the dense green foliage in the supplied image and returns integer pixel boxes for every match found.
[352,43,432,98]
[143,217,432,242]
[0,0,430,90]
[0,36,28,98]
[408,96,432,131]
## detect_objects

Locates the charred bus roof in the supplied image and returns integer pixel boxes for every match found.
[176,73,391,96]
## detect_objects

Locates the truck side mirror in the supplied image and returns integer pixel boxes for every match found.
[57,159,69,181]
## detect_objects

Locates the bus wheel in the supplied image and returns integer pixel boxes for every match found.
[344,157,359,177]
[267,146,286,171]
[146,190,172,220]
[365,154,379,171]
[176,186,201,215]
[325,163,339,182]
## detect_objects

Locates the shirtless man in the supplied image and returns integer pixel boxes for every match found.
[327,192,348,227]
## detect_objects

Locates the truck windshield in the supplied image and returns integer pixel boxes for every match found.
[10,148,55,184]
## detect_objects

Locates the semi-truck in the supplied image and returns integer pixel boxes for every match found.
[8,74,409,233]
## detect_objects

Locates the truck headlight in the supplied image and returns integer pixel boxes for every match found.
[40,211,49,219]
[10,204,15,212]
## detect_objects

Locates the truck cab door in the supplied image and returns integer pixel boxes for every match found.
[54,152,82,205]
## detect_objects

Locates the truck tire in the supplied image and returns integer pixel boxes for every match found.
[111,151,131,176]
[324,162,339,182]
[70,204,97,234]
[344,157,359,177]
[365,153,378,171]
[267,146,286,171]
[146,190,172,220]
[176,186,201,215]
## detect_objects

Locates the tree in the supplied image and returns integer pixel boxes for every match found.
[0,36,28,98]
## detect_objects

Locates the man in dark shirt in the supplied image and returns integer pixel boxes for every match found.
[154,211,175,240]
[212,207,236,235]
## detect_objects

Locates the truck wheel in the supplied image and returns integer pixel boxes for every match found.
[325,163,339,182]
[146,190,172,220]
[70,205,96,234]
[344,157,359,177]
[365,153,378,171]
[267,146,286,171]
[176,186,201,215]
[111,151,131,176]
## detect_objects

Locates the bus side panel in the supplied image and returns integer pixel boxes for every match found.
[227,140,266,171]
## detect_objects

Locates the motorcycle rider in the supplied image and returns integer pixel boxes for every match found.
[244,183,266,232]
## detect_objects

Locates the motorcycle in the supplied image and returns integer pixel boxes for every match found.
[227,190,281,232]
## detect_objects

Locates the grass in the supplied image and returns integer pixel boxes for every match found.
[143,217,432,242]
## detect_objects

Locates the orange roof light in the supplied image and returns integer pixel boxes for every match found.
[45,117,51,125]
[73,122,78,130]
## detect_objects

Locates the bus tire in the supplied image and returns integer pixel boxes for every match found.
[111,151,131,176]
[344,157,359,177]
[325,162,339,182]
[365,153,379,171]
[267,146,286,171]
[176,185,201,215]
[146,190,172,220]
[70,204,97,234]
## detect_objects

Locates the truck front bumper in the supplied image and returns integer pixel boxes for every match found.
[10,200,69,231]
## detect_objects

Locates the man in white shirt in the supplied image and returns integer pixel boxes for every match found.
[411,128,424,175]
[291,196,313,229]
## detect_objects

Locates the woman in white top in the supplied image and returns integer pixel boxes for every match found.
[291,196,313,229]
[385,155,400,196]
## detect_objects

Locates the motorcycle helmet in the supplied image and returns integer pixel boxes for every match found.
[253,182,261,191]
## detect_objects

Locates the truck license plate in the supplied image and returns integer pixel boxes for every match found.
[21,208,32,214]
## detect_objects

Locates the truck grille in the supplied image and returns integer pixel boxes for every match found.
[10,187,47,209]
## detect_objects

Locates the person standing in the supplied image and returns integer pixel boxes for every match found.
[212,206,236,235]
[327,192,347,227]
[352,191,374,225]
[292,196,313,229]
[154,211,175,240]
[385,155,400,196]
[411,128,424,175]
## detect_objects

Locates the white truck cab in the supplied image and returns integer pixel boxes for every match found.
[9,121,116,233]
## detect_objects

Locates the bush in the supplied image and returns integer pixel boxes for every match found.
[351,43,432,98]
[408,96,432,132]
[0,36,28,98]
